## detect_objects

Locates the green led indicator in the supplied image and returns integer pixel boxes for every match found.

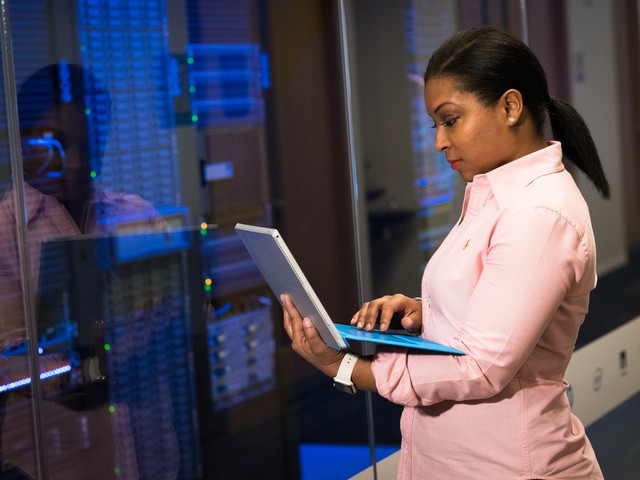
[90,171,97,178]
[204,284,212,292]
[114,467,121,475]
[200,228,207,235]
[109,405,115,413]
[104,343,111,351]
[191,114,198,123]
[85,108,91,115]
[187,57,194,64]
[189,86,196,94]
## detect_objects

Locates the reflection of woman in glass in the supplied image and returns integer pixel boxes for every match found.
[283,27,606,479]
[17,62,165,234]
[0,63,171,479]
[1,62,166,349]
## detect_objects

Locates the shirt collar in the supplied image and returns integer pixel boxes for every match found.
[2,183,79,232]
[0,183,51,224]
[23,183,48,223]
[474,141,565,208]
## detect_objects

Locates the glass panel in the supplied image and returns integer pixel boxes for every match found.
[3,1,201,478]
[34,227,208,479]
[344,1,464,471]
[347,0,532,473]
[0,1,41,478]
[2,0,369,479]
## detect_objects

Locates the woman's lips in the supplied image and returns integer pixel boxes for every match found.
[448,159,461,170]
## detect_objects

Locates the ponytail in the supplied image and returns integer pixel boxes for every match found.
[425,27,611,199]
[547,97,610,199]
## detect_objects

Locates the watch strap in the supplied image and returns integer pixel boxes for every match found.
[333,353,359,394]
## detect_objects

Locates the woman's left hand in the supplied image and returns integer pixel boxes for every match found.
[281,294,344,377]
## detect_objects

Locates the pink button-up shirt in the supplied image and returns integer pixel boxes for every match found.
[0,184,166,343]
[0,184,170,480]
[372,143,603,479]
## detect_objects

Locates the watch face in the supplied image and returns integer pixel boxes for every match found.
[333,381,356,395]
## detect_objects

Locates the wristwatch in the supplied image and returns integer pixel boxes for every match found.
[333,353,359,394]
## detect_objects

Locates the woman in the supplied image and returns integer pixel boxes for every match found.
[282,26,607,479]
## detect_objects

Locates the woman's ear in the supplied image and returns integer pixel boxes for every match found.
[501,89,524,126]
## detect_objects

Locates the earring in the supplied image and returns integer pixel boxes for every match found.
[508,116,516,125]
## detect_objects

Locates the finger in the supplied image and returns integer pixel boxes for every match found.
[301,317,327,354]
[350,302,369,328]
[353,299,386,331]
[283,294,305,322]
[400,315,417,332]
[357,301,380,331]
[378,303,401,331]
[284,298,308,348]
[281,295,298,340]
[283,310,293,340]
[290,315,306,346]
[378,295,410,330]
[401,314,421,333]
[362,298,387,331]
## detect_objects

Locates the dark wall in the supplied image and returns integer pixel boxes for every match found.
[266,0,360,325]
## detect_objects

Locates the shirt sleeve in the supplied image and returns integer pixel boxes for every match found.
[371,205,594,406]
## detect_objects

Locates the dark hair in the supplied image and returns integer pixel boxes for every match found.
[17,62,111,175]
[425,26,610,199]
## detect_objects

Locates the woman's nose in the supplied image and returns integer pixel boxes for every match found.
[433,128,449,152]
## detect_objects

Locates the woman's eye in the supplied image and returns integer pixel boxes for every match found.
[442,117,458,127]
[431,117,459,128]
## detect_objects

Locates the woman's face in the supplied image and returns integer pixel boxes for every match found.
[424,76,515,182]
[21,102,92,204]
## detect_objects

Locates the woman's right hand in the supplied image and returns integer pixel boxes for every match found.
[350,294,422,333]
[281,294,344,377]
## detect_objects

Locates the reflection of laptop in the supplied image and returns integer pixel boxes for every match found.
[235,223,464,355]
[37,229,195,351]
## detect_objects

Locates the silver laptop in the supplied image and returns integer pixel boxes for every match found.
[235,223,464,355]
